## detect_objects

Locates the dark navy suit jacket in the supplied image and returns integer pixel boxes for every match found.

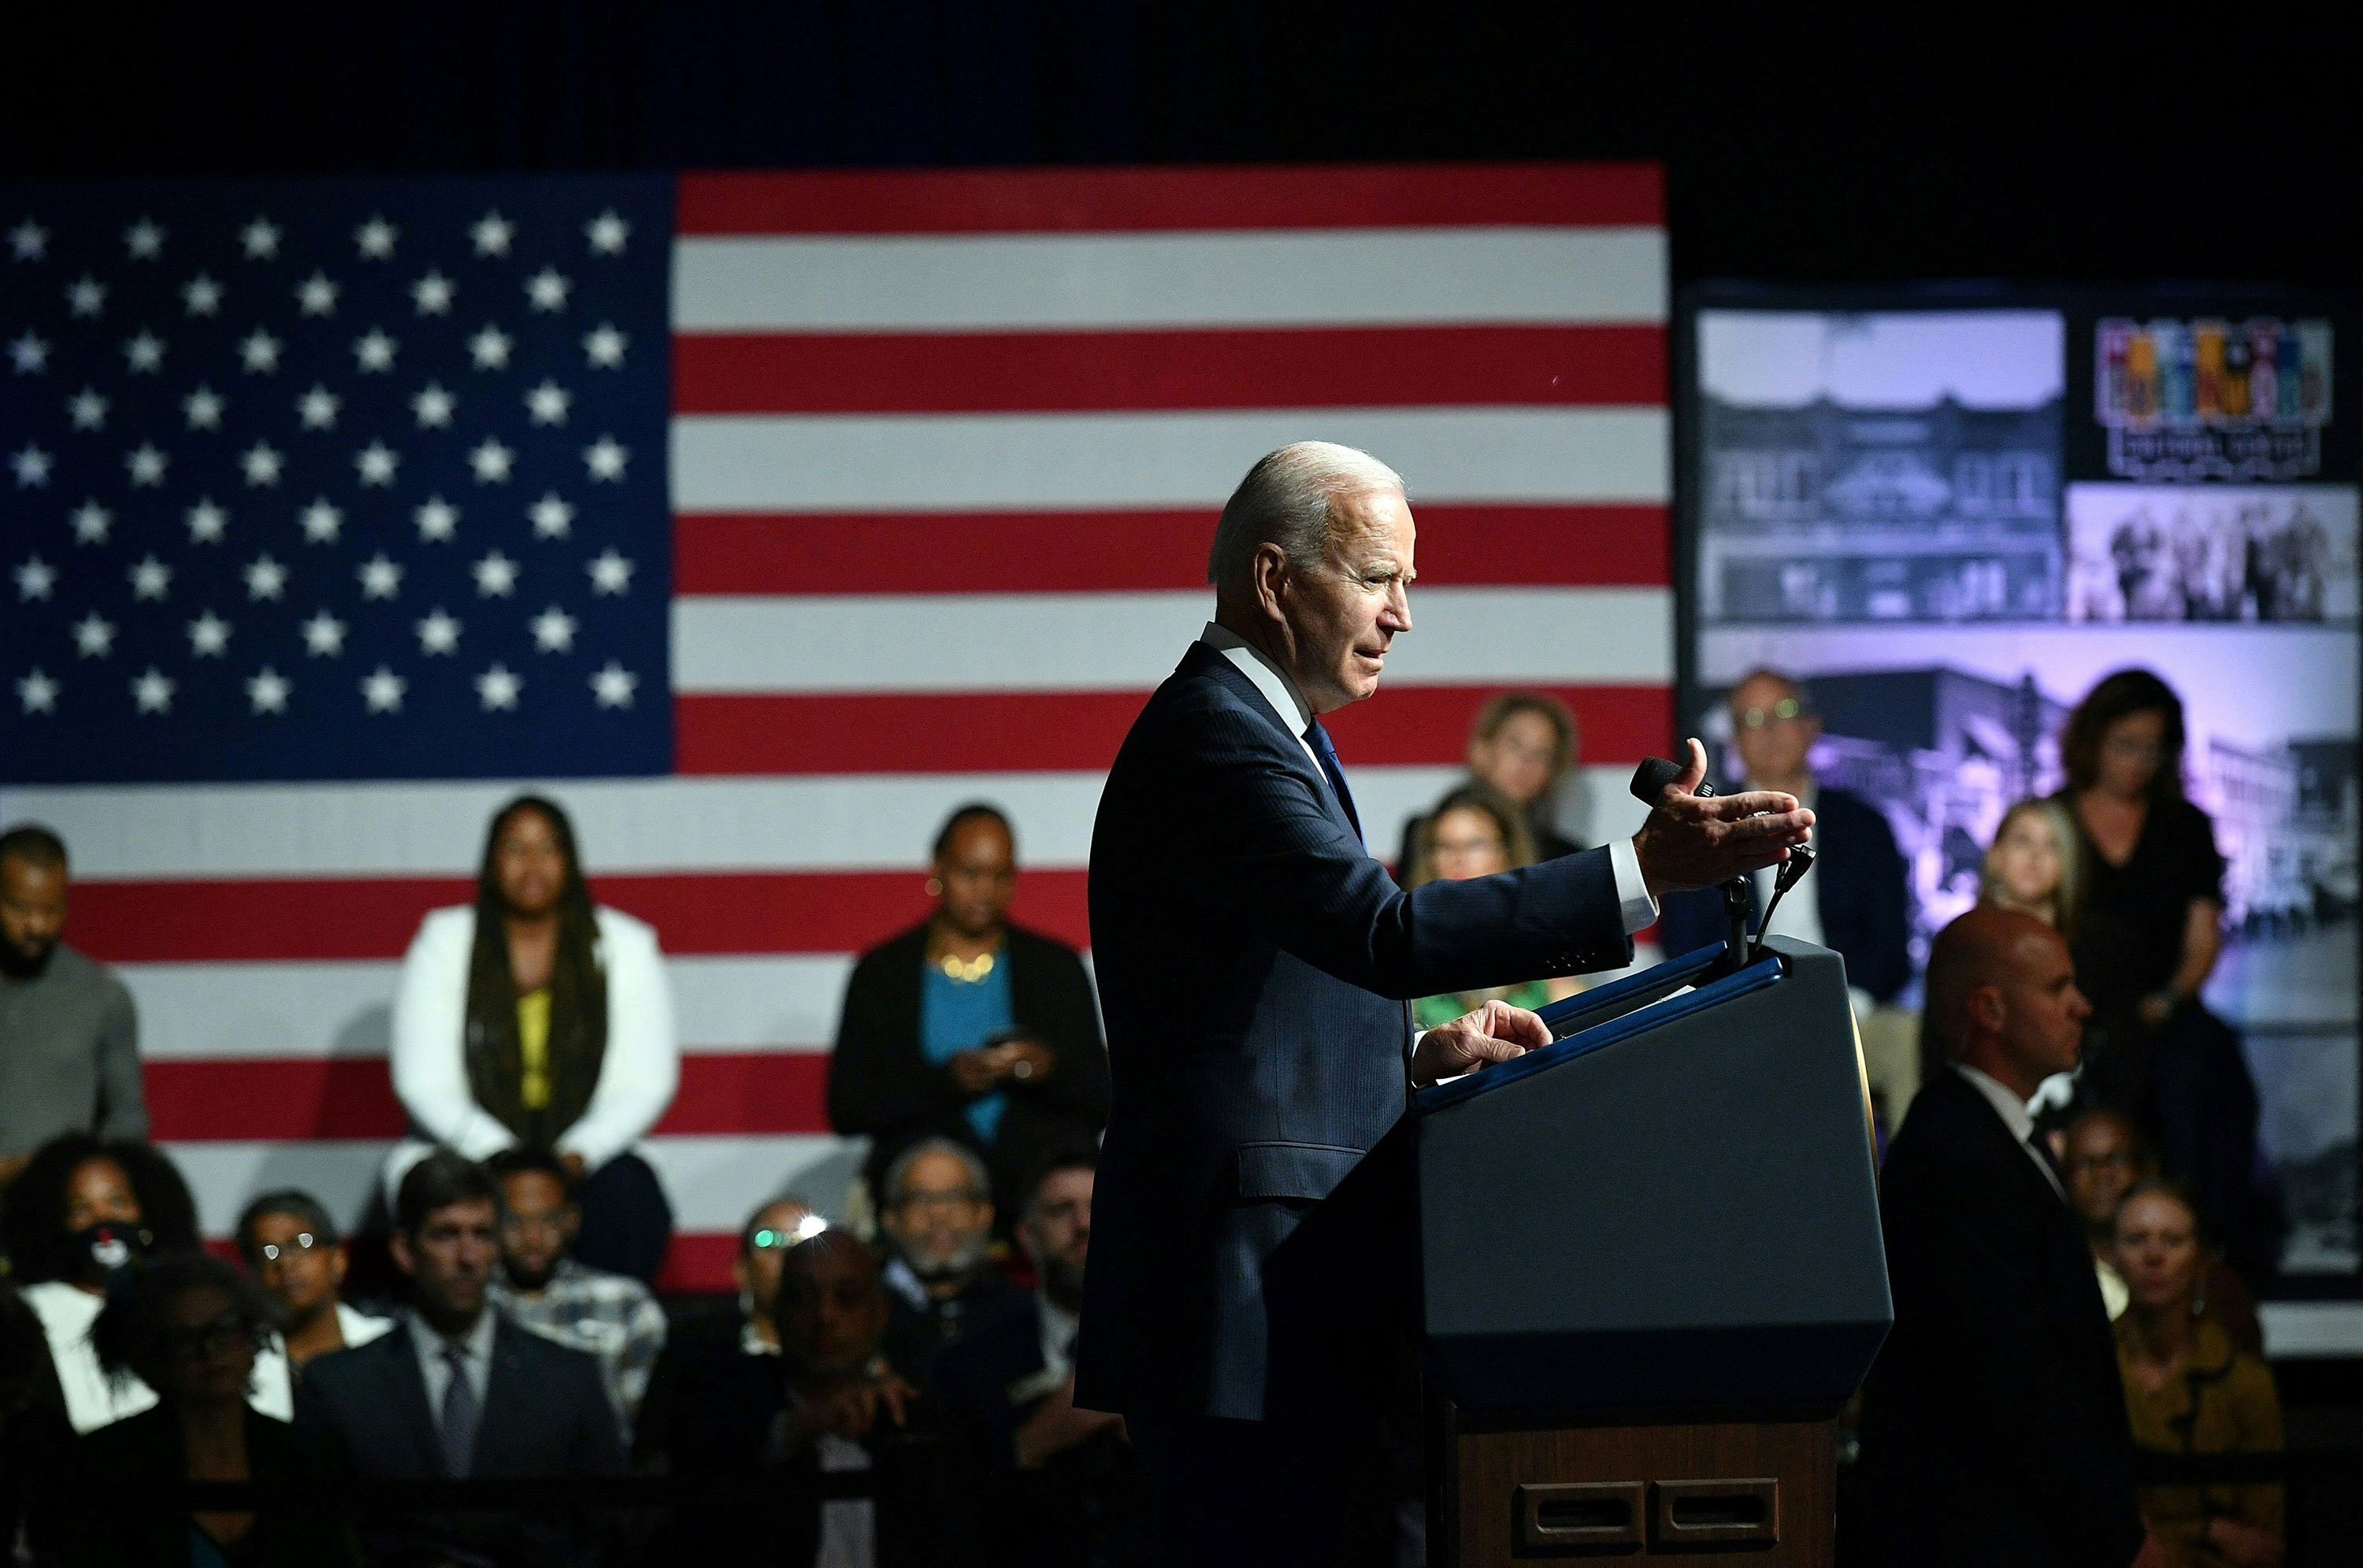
[1074,643,1631,1422]
[1656,782,1912,1003]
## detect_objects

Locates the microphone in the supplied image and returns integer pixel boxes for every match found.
[1628,755,1688,806]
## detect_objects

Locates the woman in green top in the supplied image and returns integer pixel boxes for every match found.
[1404,783,1582,1030]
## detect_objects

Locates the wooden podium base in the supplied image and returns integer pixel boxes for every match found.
[1429,1401,1835,1565]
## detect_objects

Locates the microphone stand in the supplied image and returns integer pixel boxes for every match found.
[1627,757,1817,983]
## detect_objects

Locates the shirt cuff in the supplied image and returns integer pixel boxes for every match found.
[1609,836,1659,936]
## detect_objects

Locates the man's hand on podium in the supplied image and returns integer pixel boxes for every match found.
[1411,999,1552,1087]
[1630,737,1816,898]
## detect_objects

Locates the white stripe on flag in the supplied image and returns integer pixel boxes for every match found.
[672,228,1667,332]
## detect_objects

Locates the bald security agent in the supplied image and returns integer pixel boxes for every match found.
[1077,442,1815,1564]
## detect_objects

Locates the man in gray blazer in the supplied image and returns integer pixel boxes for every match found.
[1077,443,1812,1563]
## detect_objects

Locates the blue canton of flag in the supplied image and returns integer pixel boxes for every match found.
[1,175,672,782]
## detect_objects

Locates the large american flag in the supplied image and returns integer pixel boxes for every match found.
[2,164,1669,1289]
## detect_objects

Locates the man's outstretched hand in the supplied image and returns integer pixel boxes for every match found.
[1411,998,1552,1087]
[1630,737,1814,898]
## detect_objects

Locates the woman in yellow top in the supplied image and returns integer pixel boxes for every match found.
[1404,783,1581,1031]
[2113,1178,2284,1568]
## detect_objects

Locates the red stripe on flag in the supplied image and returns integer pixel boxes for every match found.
[672,325,1664,414]
[69,872,1092,965]
[655,1233,741,1294]
[673,506,1669,596]
[674,683,1667,777]
[677,163,1663,235]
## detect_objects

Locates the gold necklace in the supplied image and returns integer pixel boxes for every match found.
[937,950,996,983]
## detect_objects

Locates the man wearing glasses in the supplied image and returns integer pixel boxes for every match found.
[236,1188,394,1419]
[877,1137,1023,1392]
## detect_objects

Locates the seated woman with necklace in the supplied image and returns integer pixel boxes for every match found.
[828,804,1107,1225]
[1403,784,1581,1032]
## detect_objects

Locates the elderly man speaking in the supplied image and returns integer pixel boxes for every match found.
[1076,442,1813,1562]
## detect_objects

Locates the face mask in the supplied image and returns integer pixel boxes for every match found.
[72,1221,153,1281]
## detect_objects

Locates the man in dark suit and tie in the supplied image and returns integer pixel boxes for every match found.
[1076,441,1816,1564]
[299,1150,624,1566]
[1856,908,2164,1567]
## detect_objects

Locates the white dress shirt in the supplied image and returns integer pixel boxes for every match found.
[1037,1294,1081,1384]
[408,1305,499,1416]
[21,1280,157,1433]
[1953,1062,2067,1201]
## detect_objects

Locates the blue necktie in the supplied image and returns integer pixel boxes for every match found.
[1303,720,1362,837]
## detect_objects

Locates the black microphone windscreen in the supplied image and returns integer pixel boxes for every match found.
[1630,756,1686,806]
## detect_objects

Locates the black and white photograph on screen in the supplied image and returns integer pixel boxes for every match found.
[2065,483,2359,624]
[1694,310,2065,624]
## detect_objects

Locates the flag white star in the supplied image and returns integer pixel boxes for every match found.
[296,271,339,316]
[584,209,629,255]
[412,382,457,428]
[124,217,165,260]
[469,437,514,483]
[354,216,399,259]
[583,436,629,481]
[354,441,399,486]
[186,499,228,543]
[472,550,518,597]
[239,329,282,373]
[525,267,571,312]
[240,442,284,485]
[414,495,459,542]
[468,324,512,370]
[73,613,116,657]
[16,669,57,714]
[67,276,106,317]
[353,328,397,373]
[589,661,637,709]
[70,501,110,543]
[7,218,46,261]
[362,665,406,711]
[240,217,280,260]
[247,665,291,714]
[299,498,343,543]
[358,552,403,599]
[11,444,52,486]
[302,609,347,656]
[132,666,176,714]
[184,385,225,429]
[529,493,573,538]
[7,332,48,373]
[530,604,577,652]
[415,607,462,654]
[187,610,232,657]
[182,272,224,316]
[13,555,54,601]
[67,387,109,430]
[298,384,340,429]
[124,443,169,487]
[470,211,515,257]
[410,270,454,314]
[587,548,633,595]
[525,380,572,425]
[475,662,522,710]
[122,330,165,373]
[130,554,172,599]
[243,554,287,600]
[582,322,627,368]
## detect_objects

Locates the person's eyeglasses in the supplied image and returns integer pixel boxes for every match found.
[1738,698,1808,728]
[2066,1151,2139,1174]
[1432,836,1505,858]
[748,1215,828,1251]
[2103,735,2164,759]
[896,1190,987,1214]
[259,1233,320,1262]
[168,1314,252,1359]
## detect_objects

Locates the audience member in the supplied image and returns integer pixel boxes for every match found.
[1400,783,1581,1029]
[0,824,147,1187]
[936,1146,1148,1567]
[735,1195,822,1351]
[1982,798,2082,929]
[236,1189,395,1422]
[486,1145,668,1436]
[632,1194,818,1470]
[2,1282,73,1562]
[1394,691,1586,870]
[828,803,1108,1223]
[0,1133,200,1433]
[2058,669,2268,1281]
[388,795,681,1284]
[877,1137,1024,1392]
[1657,671,1912,1009]
[1856,907,2161,1567]
[2063,1110,2264,1355]
[75,1251,362,1567]
[296,1149,624,1567]
[2112,1181,2285,1568]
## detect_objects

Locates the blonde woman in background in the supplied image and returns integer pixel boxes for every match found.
[1403,783,1582,1030]
[1982,798,2083,929]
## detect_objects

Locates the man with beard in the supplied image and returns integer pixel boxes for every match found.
[0,825,146,1188]
[938,1146,1147,1566]
[878,1138,1022,1391]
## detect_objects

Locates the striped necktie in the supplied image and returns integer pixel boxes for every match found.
[1303,719,1361,837]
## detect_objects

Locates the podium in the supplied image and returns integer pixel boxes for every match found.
[1411,936,1891,1564]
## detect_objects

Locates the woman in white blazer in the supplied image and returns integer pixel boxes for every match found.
[387,795,680,1281]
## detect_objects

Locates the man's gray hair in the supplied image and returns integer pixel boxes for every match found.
[882,1136,990,1206]
[1206,441,1405,595]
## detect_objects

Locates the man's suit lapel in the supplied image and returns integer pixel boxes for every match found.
[1941,1069,2069,1214]
[375,1330,447,1477]
[475,1319,533,1473]
[1185,644,1361,843]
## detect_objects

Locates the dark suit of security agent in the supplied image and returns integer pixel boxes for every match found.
[1074,442,1814,1562]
